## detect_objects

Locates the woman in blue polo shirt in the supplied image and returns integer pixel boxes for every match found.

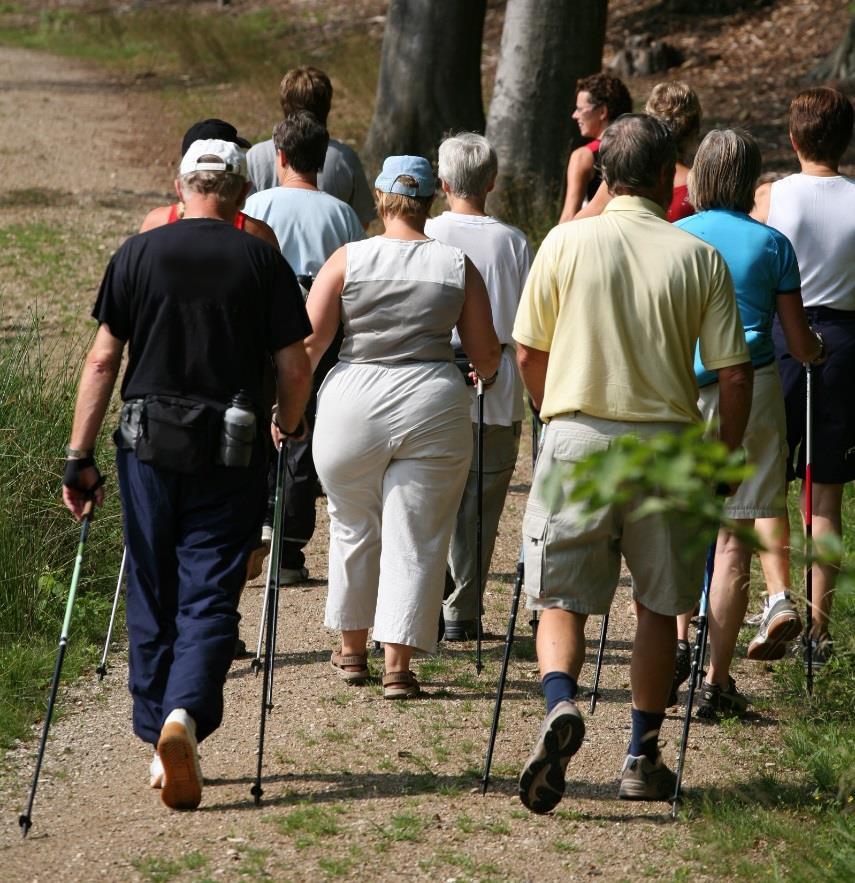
[675,128,825,719]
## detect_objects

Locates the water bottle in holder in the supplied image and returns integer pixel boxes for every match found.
[220,391,256,467]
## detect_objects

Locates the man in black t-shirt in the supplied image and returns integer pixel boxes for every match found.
[62,139,312,812]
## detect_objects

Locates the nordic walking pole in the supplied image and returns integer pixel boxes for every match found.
[482,421,545,794]
[251,441,285,805]
[20,498,96,838]
[96,546,126,681]
[528,409,541,641]
[475,377,485,675]
[804,363,814,695]
[251,442,286,675]
[589,613,609,714]
[481,541,524,795]
[671,541,716,819]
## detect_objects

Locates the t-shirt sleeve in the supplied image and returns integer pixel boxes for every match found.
[246,140,276,197]
[267,253,313,353]
[513,232,559,352]
[518,236,533,289]
[697,251,750,371]
[92,242,133,341]
[345,205,366,243]
[773,229,801,293]
[321,144,376,225]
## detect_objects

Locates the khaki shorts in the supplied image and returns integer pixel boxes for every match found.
[523,414,708,617]
[698,363,787,519]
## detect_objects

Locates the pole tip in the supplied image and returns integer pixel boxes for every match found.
[250,784,263,806]
[19,814,32,838]
[96,666,106,681]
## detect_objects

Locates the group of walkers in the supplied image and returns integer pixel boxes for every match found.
[59,62,853,818]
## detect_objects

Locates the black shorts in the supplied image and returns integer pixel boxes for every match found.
[773,307,855,485]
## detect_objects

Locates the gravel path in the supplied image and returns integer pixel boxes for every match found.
[0,44,797,883]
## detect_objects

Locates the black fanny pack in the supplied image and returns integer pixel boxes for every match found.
[116,395,225,475]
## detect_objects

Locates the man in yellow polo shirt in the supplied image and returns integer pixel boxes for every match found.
[513,114,753,813]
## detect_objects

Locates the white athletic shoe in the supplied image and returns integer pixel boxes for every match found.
[149,751,164,789]
[157,708,203,810]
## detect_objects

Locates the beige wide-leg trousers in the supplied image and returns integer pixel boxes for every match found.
[314,361,472,652]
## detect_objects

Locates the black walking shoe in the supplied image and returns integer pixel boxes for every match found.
[668,640,692,705]
[618,753,677,801]
[518,700,585,814]
[696,676,748,720]
[802,635,834,670]
[442,619,481,641]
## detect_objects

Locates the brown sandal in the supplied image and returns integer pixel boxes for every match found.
[330,650,369,684]
[382,670,420,700]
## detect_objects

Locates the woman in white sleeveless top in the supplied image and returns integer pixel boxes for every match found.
[753,87,855,667]
[298,156,500,698]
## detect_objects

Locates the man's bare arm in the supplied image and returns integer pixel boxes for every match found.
[517,344,550,411]
[716,361,754,451]
[272,340,313,439]
[63,324,124,518]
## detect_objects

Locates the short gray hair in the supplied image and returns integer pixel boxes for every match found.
[437,132,497,198]
[688,128,761,214]
[599,114,676,193]
[179,154,245,205]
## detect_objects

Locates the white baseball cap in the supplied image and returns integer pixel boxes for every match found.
[179,138,247,179]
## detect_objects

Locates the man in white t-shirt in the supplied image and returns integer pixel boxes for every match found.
[244,111,364,585]
[425,133,533,640]
[246,65,376,228]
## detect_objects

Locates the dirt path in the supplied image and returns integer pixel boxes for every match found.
[0,45,798,883]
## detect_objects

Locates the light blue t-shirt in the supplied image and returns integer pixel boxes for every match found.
[676,209,801,387]
[243,187,364,278]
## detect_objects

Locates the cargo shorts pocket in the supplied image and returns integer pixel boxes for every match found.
[522,510,548,599]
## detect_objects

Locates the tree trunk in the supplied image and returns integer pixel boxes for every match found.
[363,0,486,171]
[485,0,608,232]
[814,14,855,84]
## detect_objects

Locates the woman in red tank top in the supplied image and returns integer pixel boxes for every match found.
[558,73,632,222]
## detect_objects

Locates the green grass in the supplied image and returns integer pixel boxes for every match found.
[0,324,124,747]
[0,222,107,333]
[682,485,855,880]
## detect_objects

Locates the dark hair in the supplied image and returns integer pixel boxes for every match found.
[689,129,761,214]
[789,87,853,164]
[576,73,633,122]
[279,66,333,123]
[273,111,330,174]
[599,114,676,193]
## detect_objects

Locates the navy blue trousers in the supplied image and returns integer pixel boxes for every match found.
[117,449,266,745]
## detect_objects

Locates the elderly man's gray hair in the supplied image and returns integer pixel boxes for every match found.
[179,158,245,205]
[437,132,498,199]
[599,114,677,194]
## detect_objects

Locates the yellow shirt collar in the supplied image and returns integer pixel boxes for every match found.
[603,194,667,219]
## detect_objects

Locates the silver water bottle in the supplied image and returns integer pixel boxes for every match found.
[220,391,256,467]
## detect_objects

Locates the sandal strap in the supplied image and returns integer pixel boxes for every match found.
[382,670,416,686]
[331,651,368,668]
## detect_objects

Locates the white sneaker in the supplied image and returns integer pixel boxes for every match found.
[157,709,203,810]
[149,751,164,789]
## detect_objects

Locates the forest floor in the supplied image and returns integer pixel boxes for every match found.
[0,1,852,880]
